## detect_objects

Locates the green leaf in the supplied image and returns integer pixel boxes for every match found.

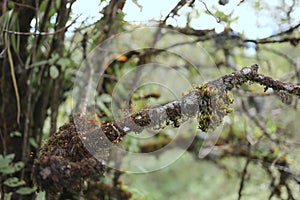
[10,131,22,137]
[0,154,15,169]
[57,57,70,68]
[39,0,48,13]
[4,177,26,187]
[99,93,112,103]
[55,0,61,9]
[266,120,276,134]
[50,65,59,79]
[35,191,46,200]
[254,1,261,9]
[7,1,14,9]
[13,161,24,171]
[0,154,24,174]
[29,137,38,148]
[30,60,48,68]
[0,166,15,174]
[215,11,226,19]
[15,187,36,195]
[49,53,59,65]
[5,154,15,161]
[97,98,112,118]
[254,127,262,138]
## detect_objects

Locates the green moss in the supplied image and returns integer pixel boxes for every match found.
[196,83,234,132]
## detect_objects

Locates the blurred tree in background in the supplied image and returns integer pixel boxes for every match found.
[0,0,300,199]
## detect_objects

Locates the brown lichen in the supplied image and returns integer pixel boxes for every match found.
[166,103,181,127]
[101,122,126,144]
[131,111,151,127]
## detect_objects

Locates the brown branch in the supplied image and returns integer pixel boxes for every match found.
[200,0,220,23]
[36,64,300,146]
[38,63,300,148]
[34,64,300,194]
[96,64,300,143]
[268,21,300,38]
[162,0,188,24]
[163,25,215,37]
[237,143,251,200]
[244,37,300,46]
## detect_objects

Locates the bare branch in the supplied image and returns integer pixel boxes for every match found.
[244,37,300,46]
[162,0,188,24]
[237,143,251,200]
[2,16,79,36]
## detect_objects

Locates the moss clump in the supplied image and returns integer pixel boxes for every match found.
[33,114,110,195]
[196,83,234,132]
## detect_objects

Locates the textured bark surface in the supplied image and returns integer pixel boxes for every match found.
[33,64,300,195]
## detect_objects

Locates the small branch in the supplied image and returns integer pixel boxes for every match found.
[162,0,188,24]
[237,143,251,200]
[252,72,300,96]
[2,16,79,36]
[244,37,300,46]
[199,0,220,23]
[268,21,300,39]
[163,25,215,37]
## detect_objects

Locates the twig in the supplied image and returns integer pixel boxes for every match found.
[244,37,300,45]
[0,130,7,155]
[268,21,300,39]
[237,143,251,200]
[162,0,188,24]
[252,72,300,96]
[199,0,220,23]
[2,16,79,36]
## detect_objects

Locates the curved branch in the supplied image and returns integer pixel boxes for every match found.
[98,64,300,143]
[34,64,300,194]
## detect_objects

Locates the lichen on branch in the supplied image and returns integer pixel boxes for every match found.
[33,64,300,194]
[106,64,299,143]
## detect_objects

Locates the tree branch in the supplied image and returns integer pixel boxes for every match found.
[97,64,300,143]
[34,64,300,194]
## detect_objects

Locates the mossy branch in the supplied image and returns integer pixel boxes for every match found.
[34,64,300,195]
[102,64,300,143]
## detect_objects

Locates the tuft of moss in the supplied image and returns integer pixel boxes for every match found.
[33,114,109,195]
[196,83,234,132]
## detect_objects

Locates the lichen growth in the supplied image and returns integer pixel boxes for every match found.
[166,103,181,127]
[195,83,234,132]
